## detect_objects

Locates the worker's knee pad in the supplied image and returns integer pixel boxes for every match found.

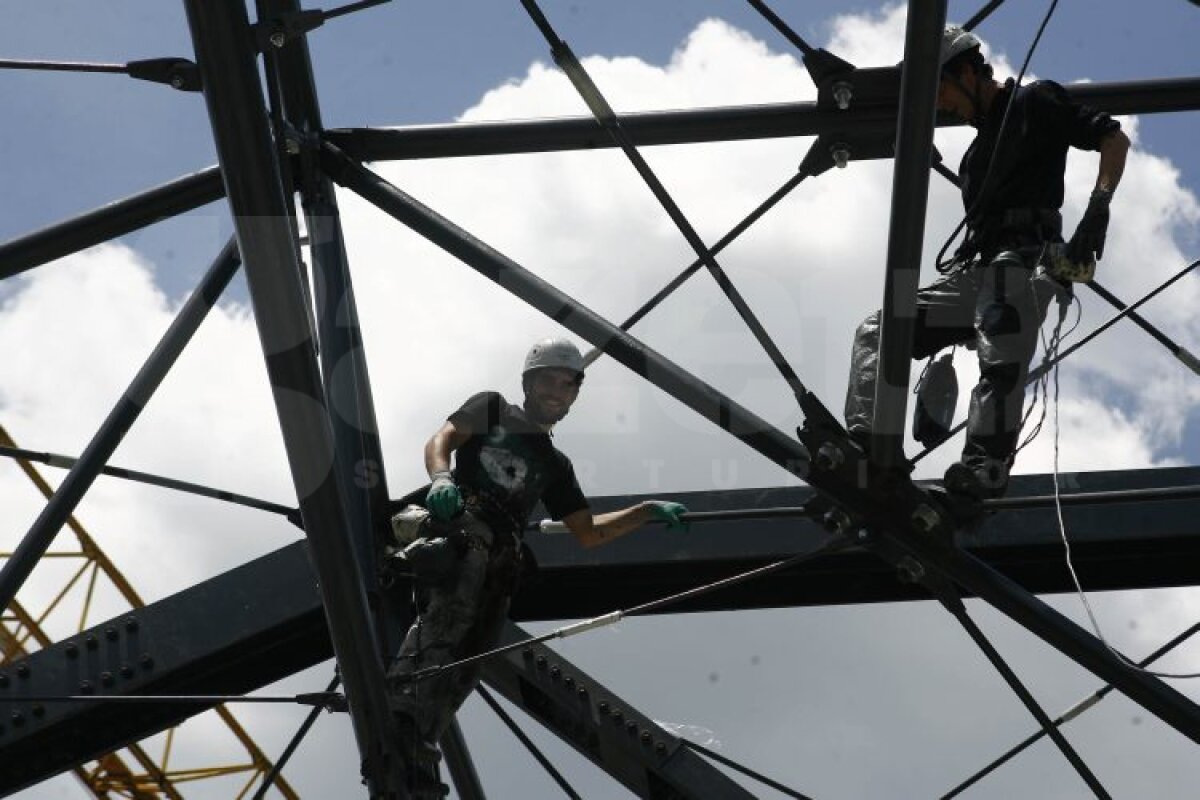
[979,361,1022,395]
[979,301,1021,337]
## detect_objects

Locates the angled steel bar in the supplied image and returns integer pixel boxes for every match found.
[1086,280,1200,375]
[928,156,1200,376]
[582,168,810,367]
[682,740,814,800]
[865,524,1200,744]
[744,0,817,56]
[263,0,395,585]
[0,540,329,796]
[180,1,406,795]
[869,0,946,469]
[252,673,341,800]
[440,718,487,800]
[320,143,812,476]
[943,621,1200,799]
[4,463,1200,792]
[323,77,1200,162]
[910,257,1200,466]
[520,0,828,425]
[476,686,579,799]
[319,146,1200,743]
[922,573,1110,798]
[0,166,224,281]
[481,622,757,799]
[964,0,1008,31]
[0,238,241,614]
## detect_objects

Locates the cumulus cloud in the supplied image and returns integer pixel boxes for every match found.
[4,5,1199,799]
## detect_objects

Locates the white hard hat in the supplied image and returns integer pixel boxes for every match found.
[523,338,585,378]
[940,24,982,68]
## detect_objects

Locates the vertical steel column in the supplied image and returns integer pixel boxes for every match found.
[262,0,394,583]
[180,2,406,795]
[869,0,947,469]
[0,238,241,614]
[440,719,487,800]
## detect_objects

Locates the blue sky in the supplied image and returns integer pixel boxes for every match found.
[3,2,1200,798]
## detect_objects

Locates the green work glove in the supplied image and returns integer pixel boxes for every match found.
[1065,188,1112,265]
[647,500,689,531]
[426,471,463,520]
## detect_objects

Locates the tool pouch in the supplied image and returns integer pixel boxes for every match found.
[912,351,959,448]
[388,505,432,555]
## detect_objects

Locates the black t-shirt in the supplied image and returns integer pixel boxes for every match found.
[962,79,1120,224]
[448,391,588,535]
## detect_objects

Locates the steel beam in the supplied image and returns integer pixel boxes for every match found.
[868,0,946,468]
[324,77,1200,162]
[0,543,329,796]
[318,147,1200,743]
[0,166,224,281]
[263,0,395,593]
[320,144,812,477]
[180,1,406,794]
[514,465,1200,618]
[3,466,1199,792]
[478,621,757,799]
[440,719,487,800]
[0,238,241,615]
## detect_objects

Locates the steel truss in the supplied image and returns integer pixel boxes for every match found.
[2,0,1200,797]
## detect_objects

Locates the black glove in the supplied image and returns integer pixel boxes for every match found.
[1065,189,1113,264]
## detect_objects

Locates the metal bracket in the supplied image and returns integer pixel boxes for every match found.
[126,58,202,92]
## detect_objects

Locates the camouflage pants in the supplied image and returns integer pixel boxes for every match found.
[386,511,520,742]
[845,249,1067,469]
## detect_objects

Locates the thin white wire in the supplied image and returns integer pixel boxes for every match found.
[1050,336,1200,680]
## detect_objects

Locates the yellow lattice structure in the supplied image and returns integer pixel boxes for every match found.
[0,424,300,799]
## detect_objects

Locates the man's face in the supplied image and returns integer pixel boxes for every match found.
[936,69,976,121]
[523,367,581,426]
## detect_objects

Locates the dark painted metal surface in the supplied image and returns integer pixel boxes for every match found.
[0,544,329,796]
[440,719,487,800]
[479,621,757,799]
[321,144,1200,743]
[325,77,1200,162]
[263,0,396,606]
[2,466,1198,791]
[0,166,225,280]
[869,0,946,467]
[181,0,406,793]
[515,465,1200,618]
[0,239,241,615]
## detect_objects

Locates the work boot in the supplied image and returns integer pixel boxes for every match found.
[940,460,1007,526]
[943,459,1009,501]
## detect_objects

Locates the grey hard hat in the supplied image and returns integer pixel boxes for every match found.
[940,24,982,68]
[523,338,585,377]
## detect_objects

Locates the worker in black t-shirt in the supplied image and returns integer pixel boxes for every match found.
[386,337,687,793]
[845,24,1130,503]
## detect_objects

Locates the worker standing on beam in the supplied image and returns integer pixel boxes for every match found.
[386,337,688,797]
[844,24,1130,504]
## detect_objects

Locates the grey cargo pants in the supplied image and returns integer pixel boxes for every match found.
[386,510,520,742]
[845,249,1067,470]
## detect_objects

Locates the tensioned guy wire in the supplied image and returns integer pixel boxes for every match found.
[517,0,820,413]
[941,620,1200,799]
[399,534,847,687]
[0,443,298,521]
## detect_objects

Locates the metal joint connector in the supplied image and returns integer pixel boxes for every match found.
[831,81,853,110]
